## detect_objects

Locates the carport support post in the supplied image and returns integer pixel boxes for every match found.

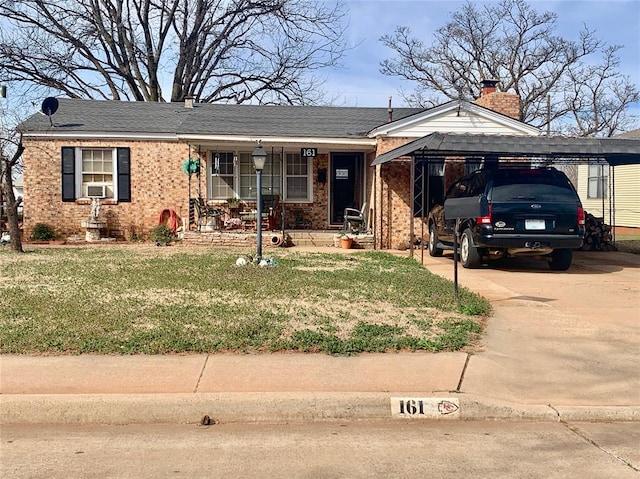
[453,218,460,301]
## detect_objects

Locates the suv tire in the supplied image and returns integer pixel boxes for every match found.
[460,228,481,269]
[549,248,573,271]
[428,223,443,257]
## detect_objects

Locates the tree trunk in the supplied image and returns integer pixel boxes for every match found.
[1,143,25,253]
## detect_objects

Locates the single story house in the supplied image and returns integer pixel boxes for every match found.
[20,81,542,248]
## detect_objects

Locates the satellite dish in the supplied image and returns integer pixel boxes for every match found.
[42,97,59,116]
[41,97,59,126]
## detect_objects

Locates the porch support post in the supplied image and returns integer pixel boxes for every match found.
[409,156,415,258]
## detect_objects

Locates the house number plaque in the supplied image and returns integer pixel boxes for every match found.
[390,397,460,418]
[301,148,317,157]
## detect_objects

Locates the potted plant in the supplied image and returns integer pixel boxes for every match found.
[226,196,242,217]
[338,230,353,249]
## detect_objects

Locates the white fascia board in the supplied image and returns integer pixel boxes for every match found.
[22,131,179,141]
[177,134,377,147]
[368,101,540,137]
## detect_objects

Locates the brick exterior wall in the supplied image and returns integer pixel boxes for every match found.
[374,137,414,249]
[280,153,330,230]
[22,140,336,240]
[23,138,191,240]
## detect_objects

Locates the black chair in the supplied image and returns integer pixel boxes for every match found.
[194,198,222,231]
[343,202,367,234]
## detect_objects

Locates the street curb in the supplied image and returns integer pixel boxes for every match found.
[2,393,639,425]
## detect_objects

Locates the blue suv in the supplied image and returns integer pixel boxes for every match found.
[427,168,585,271]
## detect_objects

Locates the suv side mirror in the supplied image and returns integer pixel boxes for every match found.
[444,195,489,220]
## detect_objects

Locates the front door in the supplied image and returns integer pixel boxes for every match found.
[330,153,363,225]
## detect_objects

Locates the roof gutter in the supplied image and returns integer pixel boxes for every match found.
[176,134,377,146]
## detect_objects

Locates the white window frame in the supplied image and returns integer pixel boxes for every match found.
[75,147,118,199]
[209,152,236,200]
[283,153,313,202]
[587,163,608,199]
[207,149,312,202]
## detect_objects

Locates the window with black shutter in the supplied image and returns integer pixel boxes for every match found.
[61,147,76,202]
[117,148,131,202]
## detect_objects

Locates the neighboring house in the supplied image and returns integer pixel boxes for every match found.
[576,128,640,229]
[19,82,539,248]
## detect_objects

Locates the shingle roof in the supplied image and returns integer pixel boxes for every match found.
[19,99,423,139]
[371,132,640,167]
[616,128,640,140]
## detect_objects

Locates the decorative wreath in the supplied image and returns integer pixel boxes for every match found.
[182,157,201,176]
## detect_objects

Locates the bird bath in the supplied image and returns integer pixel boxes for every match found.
[81,198,106,242]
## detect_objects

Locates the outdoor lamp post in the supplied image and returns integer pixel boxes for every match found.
[252,143,267,262]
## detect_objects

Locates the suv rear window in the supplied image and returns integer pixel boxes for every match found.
[490,183,577,202]
[489,173,577,202]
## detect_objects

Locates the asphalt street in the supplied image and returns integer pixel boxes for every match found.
[2,421,639,479]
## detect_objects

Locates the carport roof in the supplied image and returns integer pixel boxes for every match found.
[371,132,640,167]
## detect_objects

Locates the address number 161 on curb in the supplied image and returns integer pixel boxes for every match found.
[390,397,460,418]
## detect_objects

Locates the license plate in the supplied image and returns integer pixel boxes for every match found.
[525,219,546,230]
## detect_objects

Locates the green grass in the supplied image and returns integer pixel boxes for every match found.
[615,233,640,255]
[0,245,490,355]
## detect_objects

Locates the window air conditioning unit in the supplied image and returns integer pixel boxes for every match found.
[87,184,107,198]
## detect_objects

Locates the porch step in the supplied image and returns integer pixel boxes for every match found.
[286,230,374,249]
[286,230,338,247]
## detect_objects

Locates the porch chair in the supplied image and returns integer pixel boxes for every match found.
[238,195,280,230]
[194,198,222,231]
[343,202,368,234]
[261,194,280,230]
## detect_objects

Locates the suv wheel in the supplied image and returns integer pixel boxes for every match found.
[460,228,481,269]
[549,248,573,271]
[428,224,443,257]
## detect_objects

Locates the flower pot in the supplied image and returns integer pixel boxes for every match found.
[340,237,353,249]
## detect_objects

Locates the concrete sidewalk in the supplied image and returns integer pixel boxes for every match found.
[1,250,639,425]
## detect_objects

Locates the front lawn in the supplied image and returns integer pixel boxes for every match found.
[615,232,640,255]
[0,245,490,355]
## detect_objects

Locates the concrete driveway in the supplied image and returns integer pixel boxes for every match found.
[418,250,640,408]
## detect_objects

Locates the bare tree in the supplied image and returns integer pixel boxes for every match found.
[379,0,638,136]
[0,134,24,253]
[563,46,640,137]
[0,0,348,104]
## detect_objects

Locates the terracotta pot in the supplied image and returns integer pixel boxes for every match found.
[340,237,353,249]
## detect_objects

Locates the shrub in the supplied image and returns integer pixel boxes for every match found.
[31,223,56,241]
[149,224,173,245]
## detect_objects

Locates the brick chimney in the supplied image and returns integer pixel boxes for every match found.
[474,79,520,120]
[184,96,194,108]
[480,79,498,95]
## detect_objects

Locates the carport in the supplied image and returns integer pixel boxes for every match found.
[371,132,640,256]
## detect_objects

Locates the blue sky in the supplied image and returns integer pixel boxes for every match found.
[327,0,640,107]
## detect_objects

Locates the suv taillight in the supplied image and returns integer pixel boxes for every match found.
[477,205,492,225]
[577,206,585,226]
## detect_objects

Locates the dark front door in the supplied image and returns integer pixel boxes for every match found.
[331,153,363,225]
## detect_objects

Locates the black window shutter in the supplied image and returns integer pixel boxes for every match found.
[61,147,76,202]
[117,148,131,202]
